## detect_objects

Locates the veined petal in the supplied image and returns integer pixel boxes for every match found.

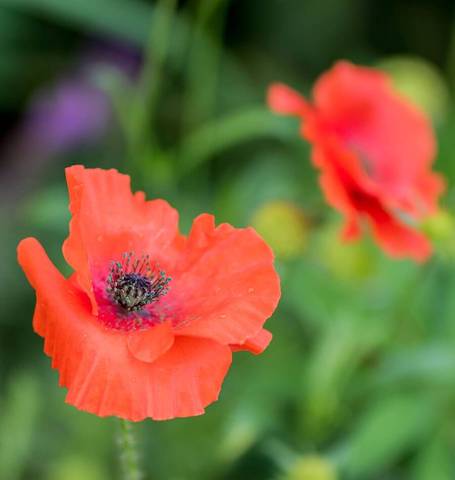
[174,214,280,346]
[17,237,232,421]
[62,165,181,313]
[127,322,174,363]
[64,335,232,421]
[231,329,273,355]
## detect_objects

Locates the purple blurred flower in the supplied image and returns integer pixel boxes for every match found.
[25,79,111,155]
[0,40,142,200]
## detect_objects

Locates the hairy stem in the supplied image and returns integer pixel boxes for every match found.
[117,419,143,480]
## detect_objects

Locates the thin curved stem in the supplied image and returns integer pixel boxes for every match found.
[130,0,177,155]
[117,419,143,480]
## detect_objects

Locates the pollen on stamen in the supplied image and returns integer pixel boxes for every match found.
[106,252,171,314]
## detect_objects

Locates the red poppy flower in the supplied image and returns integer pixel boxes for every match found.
[268,61,445,261]
[17,166,280,421]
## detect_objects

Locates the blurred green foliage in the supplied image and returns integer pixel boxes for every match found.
[2,0,455,479]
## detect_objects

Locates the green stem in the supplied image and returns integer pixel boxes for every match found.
[117,419,143,480]
[129,0,177,156]
[181,0,227,132]
[176,107,296,175]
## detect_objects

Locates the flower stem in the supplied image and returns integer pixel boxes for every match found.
[130,0,177,154]
[117,419,143,480]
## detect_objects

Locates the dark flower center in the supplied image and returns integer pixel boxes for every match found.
[106,252,171,312]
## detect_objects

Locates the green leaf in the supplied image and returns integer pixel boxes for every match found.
[285,259,353,326]
[0,373,41,480]
[215,152,306,225]
[372,344,455,388]
[178,108,298,174]
[342,393,436,478]
[413,435,453,480]
[1,0,153,44]
[299,313,391,438]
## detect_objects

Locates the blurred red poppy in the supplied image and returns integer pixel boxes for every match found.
[268,61,445,261]
[18,166,280,421]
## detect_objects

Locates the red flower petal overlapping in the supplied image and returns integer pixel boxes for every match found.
[18,166,281,421]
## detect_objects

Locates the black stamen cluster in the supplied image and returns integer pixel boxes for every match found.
[106,252,171,312]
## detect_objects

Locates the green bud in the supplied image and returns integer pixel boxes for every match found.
[285,455,337,480]
[316,222,374,281]
[251,200,308,260]
[377,56,449,123]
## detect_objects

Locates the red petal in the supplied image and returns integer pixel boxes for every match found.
[174,214,280,346]
[310,125,433,261]
[62,166,181,313]
[269,62,442,262]
[231,329,272,355]
[65,335,232,421]
[267,83,312,116]
[313,61,440,215]
[368,206,432,262]
[18,237,232,421]
[127,322,174,363]
[341,217,361,241]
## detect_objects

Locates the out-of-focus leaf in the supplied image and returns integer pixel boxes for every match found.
[23,184,69,233]
[216,152,308,225]
[47,456,106,480]
[217,407,269,466]
[0,8,72,106]
[2,0,249,100]
[435,113,455,184]
[371,344,455,388]
[1,0,152,44]
[0,373,40,480]
[181,0,228,130]
[413,434,453,480]
[302,316,360,434]
[342,393,437,478]
[285,259,355,326]
[300,313,390,438]
[178,108,298,174]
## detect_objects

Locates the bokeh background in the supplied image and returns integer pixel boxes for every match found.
[2,0,455,479]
